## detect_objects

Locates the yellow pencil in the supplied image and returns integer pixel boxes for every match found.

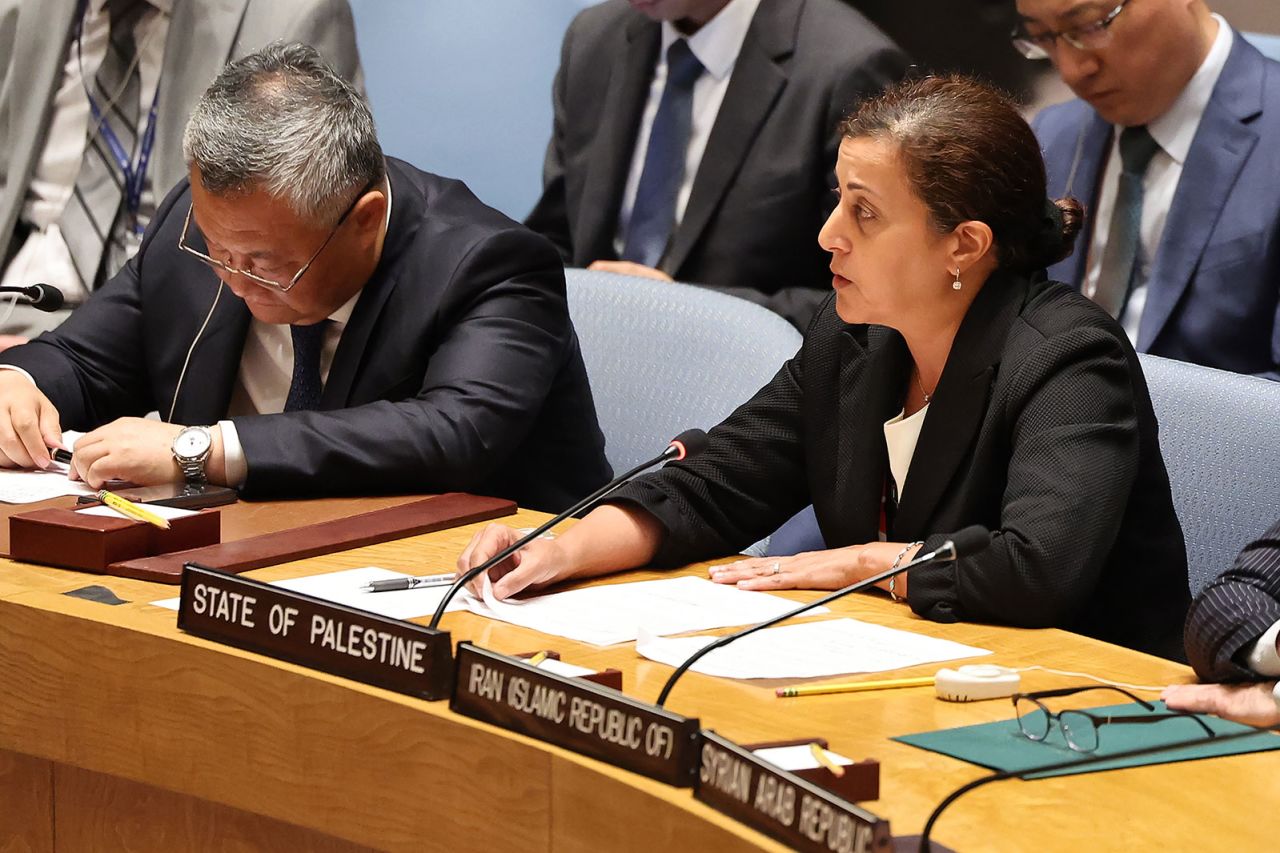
[527,650,549,667]
[808,742,846,777]
[776,676,935,698]
[97,489,171,530]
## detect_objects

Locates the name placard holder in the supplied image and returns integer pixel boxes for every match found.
[177,562,454,700]
[696,731,893,853]
[450,642,700,786]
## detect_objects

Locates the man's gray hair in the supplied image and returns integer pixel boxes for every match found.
[183,42,384,223]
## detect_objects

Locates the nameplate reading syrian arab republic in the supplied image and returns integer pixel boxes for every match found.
[177,562,454,700]
[450,642,700,786]
[695,732,892,853]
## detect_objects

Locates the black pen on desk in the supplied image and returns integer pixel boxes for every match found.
[362,572,456,593]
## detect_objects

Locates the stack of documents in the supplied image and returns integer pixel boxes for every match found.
[469,575,829,646]
[636,618,991,679]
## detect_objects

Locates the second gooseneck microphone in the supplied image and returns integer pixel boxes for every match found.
[427,428,710,629]
[0,283,64,312]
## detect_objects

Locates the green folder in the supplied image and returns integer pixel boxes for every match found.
[893,701,1280,779]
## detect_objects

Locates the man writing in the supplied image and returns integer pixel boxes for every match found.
[0,43,612,512]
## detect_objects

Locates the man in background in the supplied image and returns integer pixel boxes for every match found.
[0,0,363,348]
[525,0,908,330]
[1022,0,1280,377]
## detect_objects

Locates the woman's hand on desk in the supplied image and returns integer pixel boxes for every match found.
[708,541,919,596]
[457,505,665,601]
[458,523,569,600]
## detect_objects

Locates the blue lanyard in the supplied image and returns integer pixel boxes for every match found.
[74,1,161,235]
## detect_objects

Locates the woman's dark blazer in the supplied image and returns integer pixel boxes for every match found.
[614,270,1191,660]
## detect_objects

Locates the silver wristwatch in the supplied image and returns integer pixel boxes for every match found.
[172,425,213,485]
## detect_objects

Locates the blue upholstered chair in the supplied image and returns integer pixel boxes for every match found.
[564,269,802,474]
[1244,31,1280,63]
[1138,354,1280,595]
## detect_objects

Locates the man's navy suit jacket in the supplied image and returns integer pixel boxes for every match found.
[0,158,613,511]
[1034,32,1280,379]
[525,0,907,329]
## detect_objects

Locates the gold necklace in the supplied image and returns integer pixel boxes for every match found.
[913,369,934,404]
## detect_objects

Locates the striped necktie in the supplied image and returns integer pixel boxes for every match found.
[59,0,148,293]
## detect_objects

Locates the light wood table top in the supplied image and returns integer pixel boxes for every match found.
[0,501,1275,852]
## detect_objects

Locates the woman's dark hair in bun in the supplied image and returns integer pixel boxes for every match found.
[840,75,1082,273]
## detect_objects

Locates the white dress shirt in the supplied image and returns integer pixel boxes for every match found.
[1083,14,1231,344]
[613,0,762,255]
[0,0,171,305]
[883,404,927,505]
[1245,618,1280,677]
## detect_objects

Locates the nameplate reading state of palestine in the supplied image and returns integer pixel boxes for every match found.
[696,732,892,853]
[177,562,454,700]
[450,643,700,786]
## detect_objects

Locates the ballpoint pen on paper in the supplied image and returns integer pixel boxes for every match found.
[97,489,171,529]
[362,573,457,593]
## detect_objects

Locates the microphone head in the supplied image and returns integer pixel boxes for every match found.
[948,525,992,558]
[667,428,709,462]
[25,283,64,312]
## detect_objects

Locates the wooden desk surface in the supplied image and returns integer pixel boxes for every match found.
[0,501,1275,852]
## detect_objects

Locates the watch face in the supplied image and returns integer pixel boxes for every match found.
[175,428,211,458]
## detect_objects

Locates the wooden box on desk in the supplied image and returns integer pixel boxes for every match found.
[9,507,221,573]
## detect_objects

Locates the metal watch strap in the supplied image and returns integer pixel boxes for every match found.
[178,455,207,484]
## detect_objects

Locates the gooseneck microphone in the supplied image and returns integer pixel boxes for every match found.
[0,284,64,311]
[653,525,992,707]
[427,428,710,629]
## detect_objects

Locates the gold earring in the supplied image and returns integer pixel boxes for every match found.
[952,268,962,291]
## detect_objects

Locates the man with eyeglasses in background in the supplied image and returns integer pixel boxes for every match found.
[0,44,613,512]
[1018,0,1280,378]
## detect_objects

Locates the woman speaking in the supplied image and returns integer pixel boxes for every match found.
[458,76,1190,660]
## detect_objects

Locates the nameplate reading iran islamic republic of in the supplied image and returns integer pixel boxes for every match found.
[450,642,700,786]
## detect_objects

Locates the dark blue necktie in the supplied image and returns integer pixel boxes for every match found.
[621,39,704,267]
[284,322,328,412]
[1095,126,1161,319]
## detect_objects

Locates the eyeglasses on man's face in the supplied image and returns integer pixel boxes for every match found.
[177,179,377,294]
[1012,685,1216,753]
[1011,0,1133,60]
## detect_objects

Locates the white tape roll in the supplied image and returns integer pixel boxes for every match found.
[934,664,1021,702]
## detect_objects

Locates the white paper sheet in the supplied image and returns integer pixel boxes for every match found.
[534,658,595,678]
[77,503,198,521]
[0,468,96,503]
[635,617,990,679]
[466,575,828,646]
[151,567,472,620]
[0,431,94,503]
[754,745,854,772]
